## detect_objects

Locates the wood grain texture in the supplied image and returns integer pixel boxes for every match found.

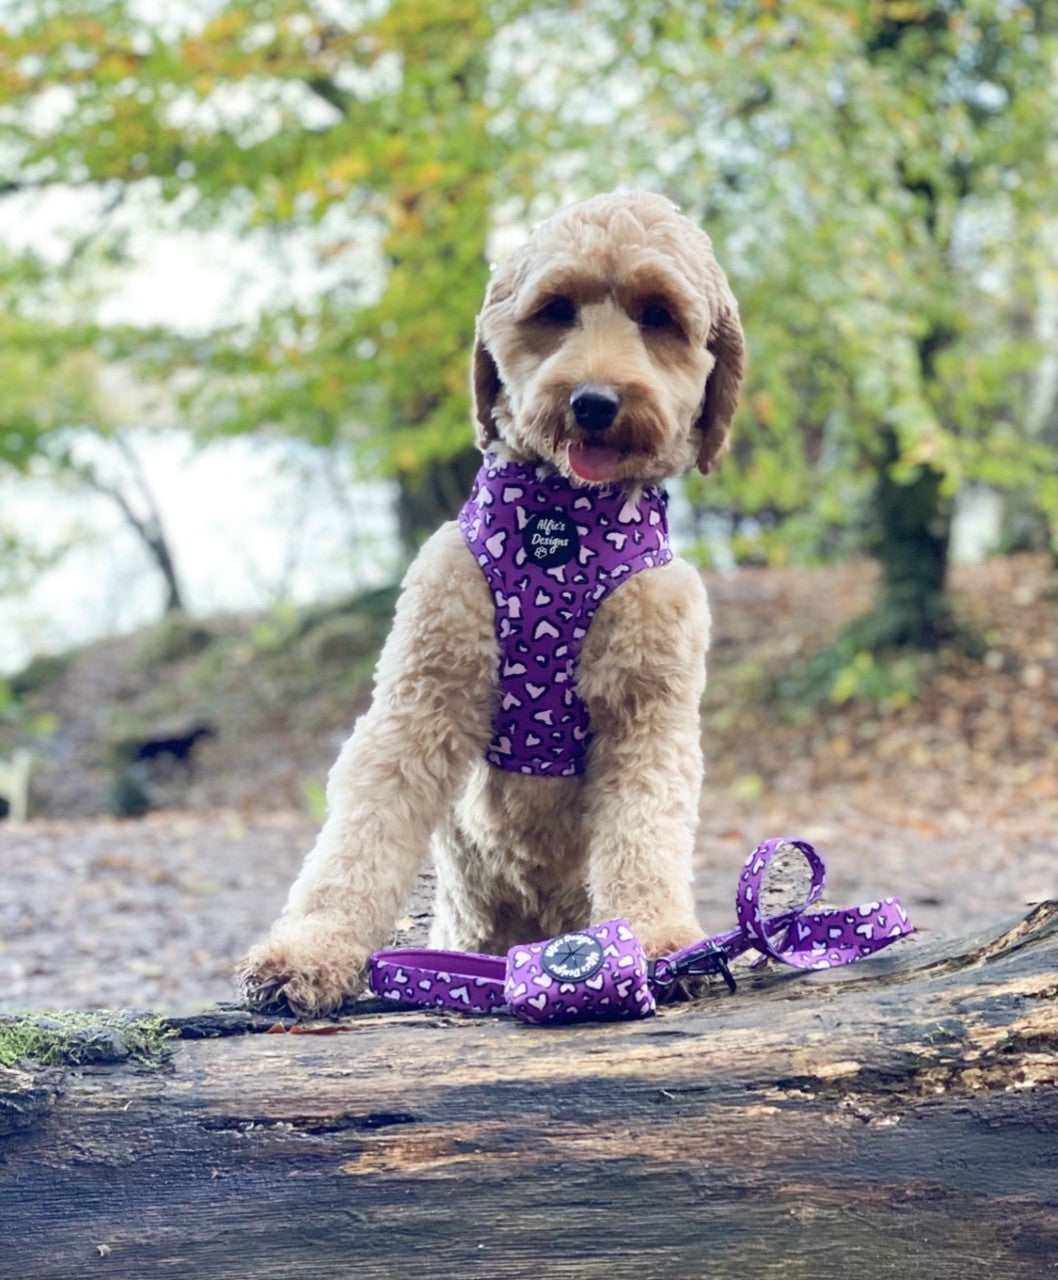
[1,905,1055,1280]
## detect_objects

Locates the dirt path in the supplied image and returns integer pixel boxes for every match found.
[2,790,1052,1013]
[2,555,1054,1013]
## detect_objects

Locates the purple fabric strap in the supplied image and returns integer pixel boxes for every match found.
[458,457,671,776]
[368,839,913,1016]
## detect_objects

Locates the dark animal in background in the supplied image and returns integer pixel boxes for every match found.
[104,723,216,818]
[133,724,215,769]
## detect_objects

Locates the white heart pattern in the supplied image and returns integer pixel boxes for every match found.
[458,458,672,777]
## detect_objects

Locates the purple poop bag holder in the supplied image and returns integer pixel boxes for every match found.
[368,839,914,1025]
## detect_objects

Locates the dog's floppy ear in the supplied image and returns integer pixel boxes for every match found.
[471,328,503,451]
[695,288,745,475]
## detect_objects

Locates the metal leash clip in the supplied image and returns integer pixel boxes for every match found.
[650,942,737,997]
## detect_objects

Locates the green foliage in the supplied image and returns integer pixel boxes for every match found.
[301,777,328,823]
[772,630,926,715]
[829,650,921,713]
[1,0,516,484]
[0,671,58,742]
[103,763,152,818]
[636,0,1057,566]
[7,652,69,697]
[136,616,215,667]
[0,0,1054,633]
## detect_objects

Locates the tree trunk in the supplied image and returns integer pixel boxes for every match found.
[867,309,959,654]
[870,427,954,650]
[2,903,1055,1279]
[79,433,187,615]
[395,445,481,555]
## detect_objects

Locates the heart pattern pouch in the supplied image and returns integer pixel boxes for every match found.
[503,918,655,1025]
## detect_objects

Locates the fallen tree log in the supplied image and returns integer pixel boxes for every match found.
[1,903,1055,1280]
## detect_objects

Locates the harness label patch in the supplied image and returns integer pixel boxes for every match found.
[540,932,605,982]
[523,510,580,567]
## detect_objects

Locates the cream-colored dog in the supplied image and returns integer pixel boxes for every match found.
[239,191,744,1016]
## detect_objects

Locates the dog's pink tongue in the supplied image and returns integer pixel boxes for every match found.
[567,441,622,483]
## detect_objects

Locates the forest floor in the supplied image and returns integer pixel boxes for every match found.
[1,553,1054,1014]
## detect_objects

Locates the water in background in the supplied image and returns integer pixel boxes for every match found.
[0,432,401,674]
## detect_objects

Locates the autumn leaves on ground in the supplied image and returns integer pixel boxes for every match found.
[1,554,1054,1013]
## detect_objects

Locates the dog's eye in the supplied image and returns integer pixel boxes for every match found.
[539,296,577,326]
[639,302,673,329]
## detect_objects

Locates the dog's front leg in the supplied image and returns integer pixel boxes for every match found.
[237,526,495,1016]
[579,560,711,956]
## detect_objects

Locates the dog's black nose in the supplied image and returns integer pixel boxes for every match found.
[570,385,620,433]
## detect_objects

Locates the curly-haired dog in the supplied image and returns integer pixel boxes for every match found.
[238,191,745,1015]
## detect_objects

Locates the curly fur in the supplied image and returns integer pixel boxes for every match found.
[237,191,745,1016]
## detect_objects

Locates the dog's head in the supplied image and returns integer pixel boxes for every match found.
[472,191,744,487]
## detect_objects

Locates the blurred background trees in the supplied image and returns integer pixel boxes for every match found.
[1,0,1055,668]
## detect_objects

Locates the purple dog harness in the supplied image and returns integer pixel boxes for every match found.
[369,839,914,1025]
[458,457,671,776]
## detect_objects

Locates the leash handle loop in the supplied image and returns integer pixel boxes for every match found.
[724,837,913,971]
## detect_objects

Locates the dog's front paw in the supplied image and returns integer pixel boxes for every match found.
[635,920,703,958]
[236,922,368,1018]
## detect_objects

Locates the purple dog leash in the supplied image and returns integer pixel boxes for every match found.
[368,838,914,1025]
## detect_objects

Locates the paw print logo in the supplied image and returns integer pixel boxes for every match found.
[523,510,580,567]
[541,932,605,982]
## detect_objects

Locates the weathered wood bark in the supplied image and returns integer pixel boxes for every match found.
[1,905,1055,1280]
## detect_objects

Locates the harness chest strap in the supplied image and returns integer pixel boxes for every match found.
[368,838,914,1018]
[458,457,672,777]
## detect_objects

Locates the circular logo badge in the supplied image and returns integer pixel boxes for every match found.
[540,932,605,982]
[523,510,580,568]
